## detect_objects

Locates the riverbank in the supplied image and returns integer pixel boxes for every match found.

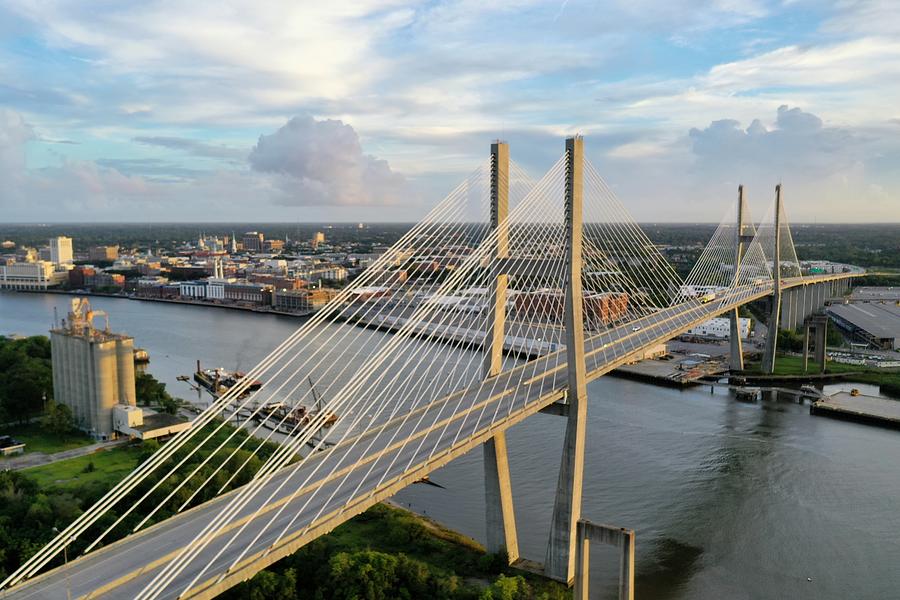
[737,355,900,394]
[6,288,316,319]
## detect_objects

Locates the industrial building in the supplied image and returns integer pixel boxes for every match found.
[827,302,900,351]
[686,316,751,339]
[50,298,137,440]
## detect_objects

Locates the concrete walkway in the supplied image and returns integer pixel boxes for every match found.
[0,439,129,471]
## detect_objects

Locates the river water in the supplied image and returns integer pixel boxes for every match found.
[2,292,899,599]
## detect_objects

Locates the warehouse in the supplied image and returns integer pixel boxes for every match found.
[827,303,900,351]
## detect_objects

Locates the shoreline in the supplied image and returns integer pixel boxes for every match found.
[3,288,315,320]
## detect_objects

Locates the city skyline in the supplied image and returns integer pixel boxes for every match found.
[1,1,898,223]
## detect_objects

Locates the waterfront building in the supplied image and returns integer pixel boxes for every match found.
[224,281,272,305]
[179,281,208,299]
[68,265,97,288]
[50,236,74,265]
[272,288,339,312]
[0,261,66,290]
[50,299,136,440]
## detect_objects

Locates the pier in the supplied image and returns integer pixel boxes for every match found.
[811,392,900,429]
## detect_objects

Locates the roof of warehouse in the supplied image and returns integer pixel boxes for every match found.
[827,302,900,339]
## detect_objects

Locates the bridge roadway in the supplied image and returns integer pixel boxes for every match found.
[7,274,856,600]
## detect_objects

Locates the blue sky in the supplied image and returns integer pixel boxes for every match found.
[0,0,898,222]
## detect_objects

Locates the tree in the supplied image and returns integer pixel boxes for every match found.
[42,400,74,439]
[135,372,178,413]
[480,575,532,600]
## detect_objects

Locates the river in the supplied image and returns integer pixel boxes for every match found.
[2,292,898,599]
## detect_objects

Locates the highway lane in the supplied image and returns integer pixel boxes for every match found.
[4,274,854,599]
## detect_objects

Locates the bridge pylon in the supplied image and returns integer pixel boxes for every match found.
[762,184,783,374]
[482,140,519,563]
[545,135,589,584]
[729,185,753,371]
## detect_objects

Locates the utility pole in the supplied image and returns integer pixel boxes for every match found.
[546,136,588,584]
[763,184,783,374]
[729,185,748,371]
[482,141,519,563]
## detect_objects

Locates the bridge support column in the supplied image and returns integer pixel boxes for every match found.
[815,317,828,373]
[783,288,793,331]
[546,136,588,584]
[729,185,748,371]
[762,185,783,374]
[803,322,810,372]
[802,284,810,325]
[482,141,519,563]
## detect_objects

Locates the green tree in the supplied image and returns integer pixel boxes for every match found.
[480,574,532,600]
[135,372,178,413]
[42,400,74,439]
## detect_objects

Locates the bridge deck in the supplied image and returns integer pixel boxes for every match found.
[6,274,856,600]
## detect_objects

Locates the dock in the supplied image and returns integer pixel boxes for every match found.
[810,392,900,429]
[612,357,728,387]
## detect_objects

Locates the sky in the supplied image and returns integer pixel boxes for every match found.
[0,0,898,223]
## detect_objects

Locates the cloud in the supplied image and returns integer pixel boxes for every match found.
[678,105,898,221]
[689,105,862,174]
[0,110,416,220]
[133,136,246,160]
[248,116,406,206]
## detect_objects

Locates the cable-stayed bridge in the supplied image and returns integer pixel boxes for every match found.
[2,138,862,600]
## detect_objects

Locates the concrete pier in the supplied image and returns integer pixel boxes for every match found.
[811,392,900,429]
[573,520,635,600]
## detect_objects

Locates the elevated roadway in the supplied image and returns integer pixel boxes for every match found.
[6,272,858,600]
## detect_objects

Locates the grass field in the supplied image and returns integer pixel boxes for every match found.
[747,355,900,388]
[0,422,93,456]
[23,444,144,489]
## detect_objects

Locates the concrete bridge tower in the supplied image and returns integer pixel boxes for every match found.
[762,184,783,374]
[729,185,751,371]
[546,136,589,584]
[482,141,519,563]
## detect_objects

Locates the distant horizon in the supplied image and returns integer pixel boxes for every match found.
[2,221,900,227]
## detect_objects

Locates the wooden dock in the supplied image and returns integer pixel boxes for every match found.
[810,392,900,429]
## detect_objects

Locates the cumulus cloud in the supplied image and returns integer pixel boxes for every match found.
[678,105,899,221]
[688,105,863,174]
[0,110,415,221]
[248,116,406,206]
